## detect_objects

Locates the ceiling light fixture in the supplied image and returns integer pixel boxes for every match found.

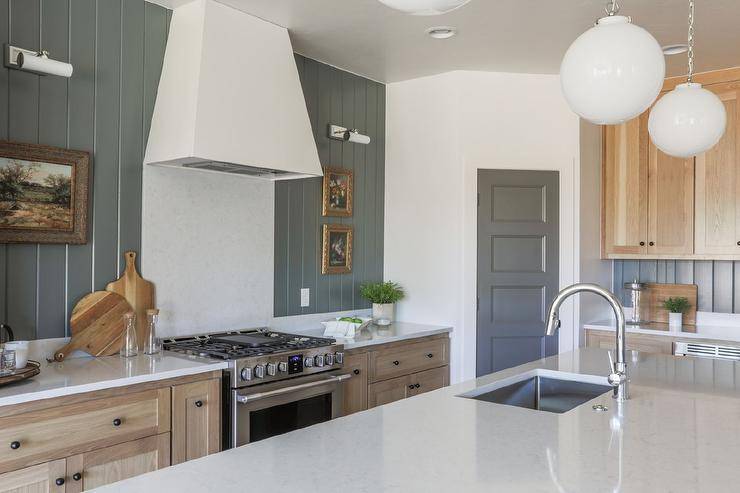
[559,0,665,124]
[648,0,726,158]
[427,26,456,39]
[377,0,471,16]
[662,44,689,55]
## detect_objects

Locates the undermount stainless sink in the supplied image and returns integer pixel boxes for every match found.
[459,370,613,414]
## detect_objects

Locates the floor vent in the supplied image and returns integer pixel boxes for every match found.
[674,341,740,361]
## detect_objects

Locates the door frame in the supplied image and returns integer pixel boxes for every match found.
[461,160,580,382]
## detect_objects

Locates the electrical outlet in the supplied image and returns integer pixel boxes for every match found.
[300,288,310,307]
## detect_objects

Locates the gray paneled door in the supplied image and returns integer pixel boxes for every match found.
[477,170,559,376]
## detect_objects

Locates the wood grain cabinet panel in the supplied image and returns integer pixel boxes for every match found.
[342,353,368,416]
[0,460,66,493]
[602,116,649,256]
[408,367,449,397]
[368,338,448,383]
[368,374,412,408]
[0,389,170,474]
[695,82,740,255]
[585,330,674,355]
[171,379,221,465]
[65,434,170,492]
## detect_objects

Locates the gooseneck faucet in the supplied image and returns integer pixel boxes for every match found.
[545,283,629,401]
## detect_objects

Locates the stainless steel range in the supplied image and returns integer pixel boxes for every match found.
[164,329,348,448]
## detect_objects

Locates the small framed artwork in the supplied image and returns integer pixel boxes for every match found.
[322,224,353,274]
[322,167,353,217]
[0,141,90,244]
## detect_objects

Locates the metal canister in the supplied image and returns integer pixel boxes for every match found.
[623,281,649,325]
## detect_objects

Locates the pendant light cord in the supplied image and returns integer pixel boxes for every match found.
[687,0,695,82]
[605,0,620,16]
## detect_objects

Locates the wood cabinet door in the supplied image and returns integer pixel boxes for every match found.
[171,379,221,465]
[0,460,66,493]
[65,434,170,492]
[408,367,449,397]
[585,330,674,355]
[368,375,412,408]
[648,139,695,255]
[602,116,649,256]
[342,352,368,416]
[695,82,740,255]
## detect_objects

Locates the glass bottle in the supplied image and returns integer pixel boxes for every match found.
[120,312,138,357]
[144,309,161,355]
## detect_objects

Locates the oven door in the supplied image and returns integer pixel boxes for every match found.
[231,371,350,447]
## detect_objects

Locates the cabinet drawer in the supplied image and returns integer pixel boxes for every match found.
[408,366,448,397]
[0,388,170,474]
[369,338,448,383]
[368,366,450,408]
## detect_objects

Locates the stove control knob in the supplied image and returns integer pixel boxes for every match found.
[314,355,325,367]
[254,364,266,379]
[335,352,344,364]
[240,367,252,381]
[278,362,288,373]
[266,362,277,376]
[304,357,314,368]
[325,353,334,366]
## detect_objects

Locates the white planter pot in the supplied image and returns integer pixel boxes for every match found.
[668,312,683,332]
[372,303,395,326]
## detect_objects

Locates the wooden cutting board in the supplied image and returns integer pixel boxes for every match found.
[54,291,132,361]
[106,251,155,349]
[646,283,698,330]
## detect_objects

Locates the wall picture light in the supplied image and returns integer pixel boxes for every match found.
[328,124,371,145]
[4,44,73,77]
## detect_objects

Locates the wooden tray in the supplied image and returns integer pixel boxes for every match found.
[0,360,41,387]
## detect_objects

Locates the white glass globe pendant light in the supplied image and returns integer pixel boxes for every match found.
[648,0,726,158]
[376,0,471,16]
[560,0,665,125]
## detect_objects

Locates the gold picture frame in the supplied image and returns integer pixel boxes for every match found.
[321,224,353,274]
[322,167,353,217]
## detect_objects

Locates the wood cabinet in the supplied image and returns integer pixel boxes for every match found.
[343,334,450,415]
[171,380,220,465]
[585,329,674,355]
[602,67,740,260]
[342,352,368,416]
[0,460,66,493]
[0,372,220,491]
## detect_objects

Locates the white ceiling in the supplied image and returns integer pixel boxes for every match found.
[152,0,740,83]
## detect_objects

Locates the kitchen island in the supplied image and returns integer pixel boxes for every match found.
[92,347,740,492]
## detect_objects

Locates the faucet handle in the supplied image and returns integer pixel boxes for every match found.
[607,350,616,372]
[607,350,626,387]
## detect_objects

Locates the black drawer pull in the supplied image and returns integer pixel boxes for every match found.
[55,478,65,486]
[427,353,433,358]
[9,441,20,450]
[736,241,740,246]
[73,473,82,481]
[112,418,122,427]
[639,241,645,246]
[195,400,203,408]
[415,383,421,389]
[353,369,360,375]
[649,241,655,246]
[393,360,400,366]
[408,384,415,390]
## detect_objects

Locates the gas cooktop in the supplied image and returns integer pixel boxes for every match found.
[163,329,337,360]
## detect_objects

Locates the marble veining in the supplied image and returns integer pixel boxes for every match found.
[92,347,740,492]
[0,353,227,407]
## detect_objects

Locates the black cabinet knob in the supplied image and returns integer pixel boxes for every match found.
[9,441,20,450]
[408,384,415,390]
[639,241,645,246]
[73,473,82,481]
[112,418,122,427]
[415,383,421,389]
[55,478,65,486]
[393,360,400,366]
[649,241,655,246]
[195,400,203,408]
[427,353,433,358]
[736,241,740,246]
[353,369,360,375]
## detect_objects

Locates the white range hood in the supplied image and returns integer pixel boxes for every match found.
[144,0,322,180]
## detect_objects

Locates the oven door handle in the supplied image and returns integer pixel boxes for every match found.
[236,373,352,404]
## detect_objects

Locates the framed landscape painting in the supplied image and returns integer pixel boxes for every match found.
[321,224,353,274]
[0,141,90,244]
[322,167,353,217]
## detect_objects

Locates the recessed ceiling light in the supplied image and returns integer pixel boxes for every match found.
[427,26,456,39]
[662,44,689,55]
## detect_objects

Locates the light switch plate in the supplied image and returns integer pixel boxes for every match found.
[300,288,310,307]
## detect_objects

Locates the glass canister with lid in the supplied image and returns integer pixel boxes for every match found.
[623,280,649,325]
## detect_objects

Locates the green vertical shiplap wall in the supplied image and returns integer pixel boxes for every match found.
[274,55,386,317]
[0,0,170,340]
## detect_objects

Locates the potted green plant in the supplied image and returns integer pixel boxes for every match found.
[662,297,691,331]
[360,281,405,326]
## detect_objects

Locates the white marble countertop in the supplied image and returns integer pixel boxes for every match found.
[304,321,452,350]
[585,319,740,343]
[0,353,227,407]
[92,347,740,492]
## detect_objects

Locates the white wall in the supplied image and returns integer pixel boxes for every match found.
[385,71,581,383]
[142,166,274,337]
